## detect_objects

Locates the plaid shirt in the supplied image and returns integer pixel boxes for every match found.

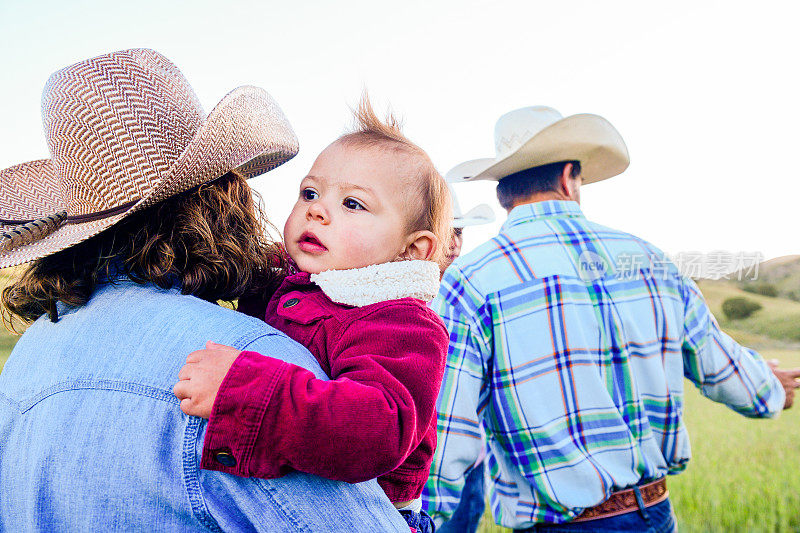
[423,200,784,528]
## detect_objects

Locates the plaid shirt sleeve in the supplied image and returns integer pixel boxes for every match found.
[681,277,784,416]
[422,266,491,524]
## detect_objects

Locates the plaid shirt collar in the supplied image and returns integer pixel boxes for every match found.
[502,200,584,231]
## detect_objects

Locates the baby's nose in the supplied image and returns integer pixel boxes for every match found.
[307,201,329,222]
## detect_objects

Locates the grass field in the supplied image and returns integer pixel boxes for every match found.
[1,284,798,531]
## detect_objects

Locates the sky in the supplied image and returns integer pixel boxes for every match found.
[1,0,798,264]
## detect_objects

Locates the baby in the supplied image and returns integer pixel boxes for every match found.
[174,96,452,532]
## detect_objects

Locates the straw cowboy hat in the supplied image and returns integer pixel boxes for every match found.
[448,184,495,228]
[445,106,629,184]
[0,48,298,270]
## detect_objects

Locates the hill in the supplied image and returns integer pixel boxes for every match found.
[735,254,800,301]
[696,254,800,347]
[696,279,800,347]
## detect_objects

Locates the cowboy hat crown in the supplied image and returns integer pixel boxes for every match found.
[445,106,630,185]
[41,49,206,217]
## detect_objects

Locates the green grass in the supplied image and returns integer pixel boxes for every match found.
[0,332,16,369]
[0,267,23,370]
[668,349,800,532]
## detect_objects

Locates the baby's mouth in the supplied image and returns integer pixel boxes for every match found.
[298,232,328,253]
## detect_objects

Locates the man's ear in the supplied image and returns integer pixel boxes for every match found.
[559,162,580,201]
[400,230,438,261]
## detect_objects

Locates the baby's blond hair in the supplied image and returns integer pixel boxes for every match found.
[336,93,452,267]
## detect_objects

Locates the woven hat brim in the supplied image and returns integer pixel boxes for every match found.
[0,212,127,269]
[137,85,298,210]
[446,114,630,184]
[1,86,298,269]
[454,204,496,228]
[0,160,66,222]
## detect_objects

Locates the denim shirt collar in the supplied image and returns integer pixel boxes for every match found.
[54,273,178,320]
[501,200,584,231]
[54,260,133,317]
[53,277,144,319]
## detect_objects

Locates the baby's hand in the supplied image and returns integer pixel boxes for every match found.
[173,341,242,418]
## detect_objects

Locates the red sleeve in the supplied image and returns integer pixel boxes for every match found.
[202,301,448,483]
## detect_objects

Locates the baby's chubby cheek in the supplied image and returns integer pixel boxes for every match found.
[340,226,396,267]
[340,227,371,262]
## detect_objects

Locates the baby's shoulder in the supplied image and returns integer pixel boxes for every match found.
[344,297,445,333]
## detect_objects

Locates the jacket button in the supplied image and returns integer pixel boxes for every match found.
[214,451,237,467]
[283,297,300,308]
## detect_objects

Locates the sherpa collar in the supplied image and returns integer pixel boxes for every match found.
[309,260,440,307]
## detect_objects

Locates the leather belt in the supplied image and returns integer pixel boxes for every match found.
[572,478,669,522]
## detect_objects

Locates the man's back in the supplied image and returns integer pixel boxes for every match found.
[0,280,407,532]
[425,200,783,528]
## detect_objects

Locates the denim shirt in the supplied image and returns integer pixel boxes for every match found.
[0,280,408,532]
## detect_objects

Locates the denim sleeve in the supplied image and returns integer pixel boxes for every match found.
[681,277,784,417]
[423,267,491,524]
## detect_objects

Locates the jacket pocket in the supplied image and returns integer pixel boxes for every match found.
[275,291,333,325]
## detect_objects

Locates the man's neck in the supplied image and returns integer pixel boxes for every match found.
[507,192,574,214]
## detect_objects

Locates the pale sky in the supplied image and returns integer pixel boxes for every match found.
[1,0,798,262]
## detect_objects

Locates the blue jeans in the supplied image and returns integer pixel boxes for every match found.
[400,509,435,533]
[438,462,486,533]
[514,494,676,533]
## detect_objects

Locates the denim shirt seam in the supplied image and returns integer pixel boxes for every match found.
[17,379,179,413]
[0,390,22,412]
[250,479,311,532]
[231,329,282,351]
[182,416,223,532]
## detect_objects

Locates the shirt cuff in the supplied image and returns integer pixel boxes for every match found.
[200,350,288,477]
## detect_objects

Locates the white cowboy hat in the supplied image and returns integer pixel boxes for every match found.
[448,185,495,228]
[0,48,298,269]
[445,106,629,184]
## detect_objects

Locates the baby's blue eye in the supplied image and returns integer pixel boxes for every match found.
[343,198,365,210]
[301,188,318,201]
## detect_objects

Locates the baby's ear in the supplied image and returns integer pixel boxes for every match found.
[401,231,438,261]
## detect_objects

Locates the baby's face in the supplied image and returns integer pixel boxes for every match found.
[284,142,416,274]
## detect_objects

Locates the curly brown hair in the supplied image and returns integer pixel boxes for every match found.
[2,171,288,327]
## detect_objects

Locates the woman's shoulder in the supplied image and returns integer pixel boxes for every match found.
[90,281,277,343]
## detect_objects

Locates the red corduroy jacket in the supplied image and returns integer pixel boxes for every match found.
[201,270,448,503]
